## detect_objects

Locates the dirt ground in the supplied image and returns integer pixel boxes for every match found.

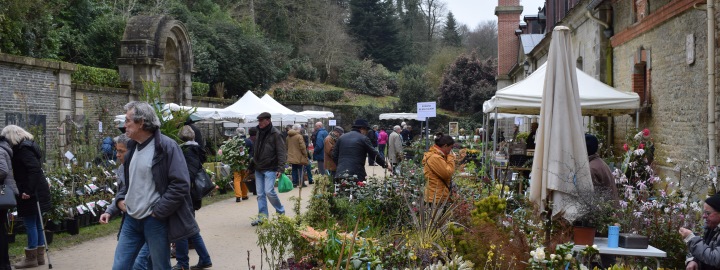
[42,164,390,270]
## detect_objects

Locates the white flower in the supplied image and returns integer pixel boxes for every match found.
[580,264,589,270]
[565,253,572,260]
[592,245,598,249]
[533,247,545,261]
[634,132,643,141]
[634,149,645,156]
[666,157,674,163]
[550,254,557,260]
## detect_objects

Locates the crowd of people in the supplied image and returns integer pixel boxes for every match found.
[11,101,713,270]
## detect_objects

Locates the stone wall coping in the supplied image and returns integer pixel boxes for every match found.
[0,53,76,72]
[72,84,138,95]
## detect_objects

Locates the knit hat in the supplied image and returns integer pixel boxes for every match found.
[585,134,599,155]
[706,193,720,212]
[333,127,344,134]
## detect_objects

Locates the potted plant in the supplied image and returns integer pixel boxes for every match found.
[571,188,618,245]
[218,136,251,192]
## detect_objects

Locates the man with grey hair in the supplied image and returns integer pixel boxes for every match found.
[388,125,404,175]
[113,101,199,270]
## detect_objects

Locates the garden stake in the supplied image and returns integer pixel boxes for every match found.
[344,218,362,270]
[246,250,250,270]
[334,224,351,270]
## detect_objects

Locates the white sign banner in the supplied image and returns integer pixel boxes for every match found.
[329,120,337,126]
[417,102,437,119]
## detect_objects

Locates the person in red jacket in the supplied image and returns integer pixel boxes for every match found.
[377,127,388,160]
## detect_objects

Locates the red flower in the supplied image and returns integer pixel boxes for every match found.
[642,128,650,137]
[623,143,629,151]
[357,182,365,187]
[639,143,645,149]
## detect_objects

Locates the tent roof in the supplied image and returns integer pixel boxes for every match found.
[379,113,418,120]
[259,94,308,122]
[298,110,334,118]
[483,63,640,116]
[225,91,284,120]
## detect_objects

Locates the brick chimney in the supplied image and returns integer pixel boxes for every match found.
[495,0,523,90]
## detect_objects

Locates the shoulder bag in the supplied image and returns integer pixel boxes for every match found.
[192,170,215,201]
[0,185,17,209]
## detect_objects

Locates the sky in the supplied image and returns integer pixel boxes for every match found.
[445,0,546,29]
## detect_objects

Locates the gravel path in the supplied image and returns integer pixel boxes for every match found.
[43,164,390,270]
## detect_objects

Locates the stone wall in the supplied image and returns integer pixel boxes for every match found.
[612,9,708,174]
[0,54,75,166]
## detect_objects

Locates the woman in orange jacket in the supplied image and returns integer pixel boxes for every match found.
[423,133,456,203]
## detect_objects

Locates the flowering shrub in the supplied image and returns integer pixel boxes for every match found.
[528,243,598,270]
[218,136,250,171]
[619,128,655,190]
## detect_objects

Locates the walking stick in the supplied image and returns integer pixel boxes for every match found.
[36,201,53,269]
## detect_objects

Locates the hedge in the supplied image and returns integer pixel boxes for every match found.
[192,82,210,97]
[71,65,121,88]
[273,88,344,103]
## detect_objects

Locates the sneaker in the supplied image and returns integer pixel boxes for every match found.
[251,219,263,226]
[236,198,242,202]
[190,263,213,269]
[301,184,308,187]
[172,264,187,270]
[241,197,249,200]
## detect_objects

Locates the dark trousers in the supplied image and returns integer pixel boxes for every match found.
[368,149,378,165]
[0,209,9,268]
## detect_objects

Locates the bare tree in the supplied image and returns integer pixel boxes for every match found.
[418,0,447,42]
[464,20,497,60]
[113,0,137,20]
[299,1,357,81]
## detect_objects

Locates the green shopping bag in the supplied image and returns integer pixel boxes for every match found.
[278,173,294,193]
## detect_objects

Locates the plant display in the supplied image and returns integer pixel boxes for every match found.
[218,136,251,172]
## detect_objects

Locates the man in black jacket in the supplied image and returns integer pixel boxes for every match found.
[366,125,379,166]
[249,112,287,226]
[332,119,389,182]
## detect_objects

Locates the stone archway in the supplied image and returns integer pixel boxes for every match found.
[118,15,193,104]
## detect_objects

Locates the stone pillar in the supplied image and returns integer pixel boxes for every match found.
[57,66,75,153]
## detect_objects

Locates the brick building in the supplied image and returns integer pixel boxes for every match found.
[496,0,716,174]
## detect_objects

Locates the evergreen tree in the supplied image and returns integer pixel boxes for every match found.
[442,12,462,47]
[397,64,433,112]
[348,0,406,71]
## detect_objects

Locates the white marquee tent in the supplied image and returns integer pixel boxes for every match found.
[225,91,284,121]
[379,113,418,120]
[259,94,309,122]
[482,63,640,116]
[299,110,334,118]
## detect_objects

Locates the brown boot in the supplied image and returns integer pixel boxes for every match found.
[14,248,38,269]
[36,246,45,265]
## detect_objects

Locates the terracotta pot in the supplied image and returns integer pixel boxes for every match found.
[573,226,596,246]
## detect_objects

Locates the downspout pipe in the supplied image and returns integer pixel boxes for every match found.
[709,0,716,167]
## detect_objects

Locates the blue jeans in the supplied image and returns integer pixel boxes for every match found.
[305,161,313,184]
[112,216,170,270]
[291,164,304,186]
[22,214,45,249]
[175,233,212,268]
[133,244,152,270]
[254,170,285,218]
[378,144,386,159]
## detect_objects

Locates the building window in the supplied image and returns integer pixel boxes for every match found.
[633,62,649,106]
[576,56,583,71]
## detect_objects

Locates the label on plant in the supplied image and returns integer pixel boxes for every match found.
[106,187,114,195]
[86,202,97,216]
[88,184,99,192]
[76,206,85,215]
[97,200,108,207]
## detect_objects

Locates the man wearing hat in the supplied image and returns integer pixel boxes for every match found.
[332,119,389,182]
[249,112,286,226]
[680,193,720,270]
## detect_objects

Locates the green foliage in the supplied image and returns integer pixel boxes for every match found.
[339,59,397,96]
[437,52,497,113]
[256,215,300,270]
[0,0,60,58]
[424,47,465,93]
[191,82,210,97]
[348,0,407,71]
[71,65,121,87]
[139,81,193,143]
[397,64,433,112]
[289,57,319,81]
[273,88,344,103]
[218,136,250,171]
[441,12,462,48]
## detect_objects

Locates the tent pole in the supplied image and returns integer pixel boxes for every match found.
[492,108,499,182]
[635,110,639,129]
